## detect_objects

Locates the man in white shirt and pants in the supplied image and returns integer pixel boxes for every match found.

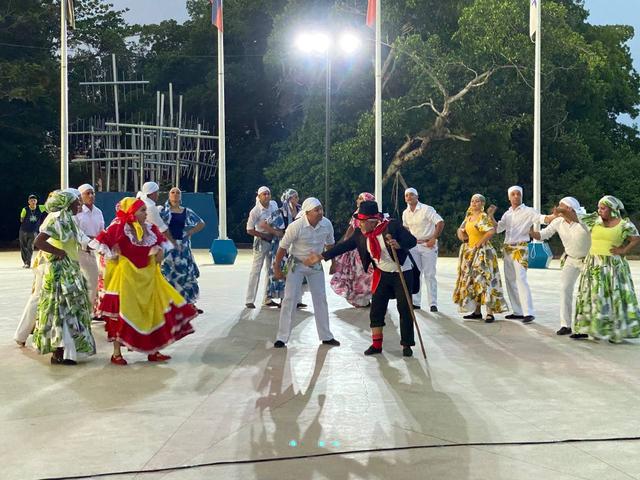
[245,186,279,308]
[75,183,105,305]
[272,197,339,348]
[402,187,444,311]
[531,197,591,335]
[490,185,540,323]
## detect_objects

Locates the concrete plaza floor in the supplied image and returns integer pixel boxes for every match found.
[1,249,640,480]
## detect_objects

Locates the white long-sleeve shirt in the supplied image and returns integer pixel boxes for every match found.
[246,200,278,234]
[538,216,591,258]
[279,214,334,259]
[496,204,540,244]
[402,202,443,242]
[75,204,105,238]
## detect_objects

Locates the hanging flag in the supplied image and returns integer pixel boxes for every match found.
[210,0,223,32]
[529,0,538,41]
[366,0,376,28]
[66,0,75,29]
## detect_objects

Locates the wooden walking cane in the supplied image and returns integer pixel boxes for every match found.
[385,234,427,359]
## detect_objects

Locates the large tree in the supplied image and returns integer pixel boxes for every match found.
[265,0,640,250]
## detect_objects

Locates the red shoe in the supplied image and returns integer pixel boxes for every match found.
[147,352,171,362]
[110,354,127,366]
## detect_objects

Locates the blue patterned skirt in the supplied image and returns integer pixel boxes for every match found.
[162,240,200,304]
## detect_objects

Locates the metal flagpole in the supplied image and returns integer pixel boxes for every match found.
[217,27,227,240]
[533,0,541,214]
[60,0,70,188]
[529,0,550,269]
[210,0,236,264]
[374,0,382,210]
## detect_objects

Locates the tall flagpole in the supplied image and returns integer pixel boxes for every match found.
[60,0,69,189]
[374,0,382,210]
[210,1,236,264]
[217,26,227,240]
[533,0,541,214]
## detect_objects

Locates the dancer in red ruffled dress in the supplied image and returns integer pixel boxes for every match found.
[91,197,197,365]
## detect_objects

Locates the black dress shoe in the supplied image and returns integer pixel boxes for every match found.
[570,333,588,339]
[556,326,572,335]
[463,312,483,319]
[364,345,382,355]
[412,305,421,310]
[50,356,63,365]
[484,314,495,323]
[245,303,256,309]
[430,306,438,312]
[296,303,307,309]
[522,315,535,323]
[263,300,279,307]
[273,340,286,348]
[505,313,524,319]
[402,346,413,357]
[322,338,340,346]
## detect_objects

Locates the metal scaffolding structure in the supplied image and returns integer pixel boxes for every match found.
[69,55,218,192]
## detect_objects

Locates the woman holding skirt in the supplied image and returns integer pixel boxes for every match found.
[160,187,205,310]
[92,197,197,365]
[32,190,96,365]
[572,195,640,343]
[453,194,508,322]
[329,192,375,307]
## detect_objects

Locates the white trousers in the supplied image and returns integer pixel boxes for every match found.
[410,244,438,307]
[503,254,535,316]
[560,257,583,328]
[276,263,334,344]
[245,240,272,304]
[14,262,45,344]
[78,249,99,306]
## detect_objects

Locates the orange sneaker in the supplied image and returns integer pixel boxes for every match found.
[110,355,128,366]
[147,352,171,362]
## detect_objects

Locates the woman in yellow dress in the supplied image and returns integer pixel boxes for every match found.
[453,194,508,322]
[92,197,197,365]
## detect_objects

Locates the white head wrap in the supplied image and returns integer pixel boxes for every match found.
[78,183,94,194]
[508,185,523,197]
[405,187,418,197]
[302,197,321,212]
[559,196,586,216]
[137,181,159,200]
[255,186,272,206]
[295,197,322,219]
[63,188,80,199]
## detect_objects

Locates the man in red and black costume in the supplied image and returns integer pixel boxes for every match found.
[305,201,418,357]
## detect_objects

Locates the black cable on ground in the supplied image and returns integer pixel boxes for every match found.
[39,435,640,480]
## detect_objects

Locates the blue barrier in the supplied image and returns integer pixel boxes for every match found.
[95,192,219,249]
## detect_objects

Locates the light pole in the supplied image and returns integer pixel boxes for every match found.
[295,31,361,217]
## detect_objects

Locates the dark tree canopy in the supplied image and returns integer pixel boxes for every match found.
[1,0,638,254]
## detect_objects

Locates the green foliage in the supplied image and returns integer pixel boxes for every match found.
[1,0,639,252]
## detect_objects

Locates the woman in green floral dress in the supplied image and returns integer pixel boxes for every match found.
[32,190,97,364]
[572,195,640,343]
